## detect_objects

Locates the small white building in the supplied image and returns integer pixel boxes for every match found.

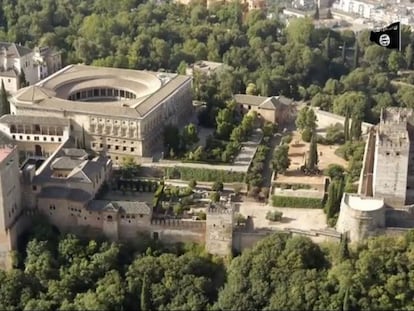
[0,42,62,94]
[332,0,378,19]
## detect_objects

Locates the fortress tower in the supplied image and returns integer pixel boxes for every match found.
[0,145,24,269]
[205,206,234,256]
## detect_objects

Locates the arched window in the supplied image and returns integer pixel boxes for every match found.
[107,215,113,221]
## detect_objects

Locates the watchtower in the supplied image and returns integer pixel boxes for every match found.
[0,145,23,269]
[205,206,234,256]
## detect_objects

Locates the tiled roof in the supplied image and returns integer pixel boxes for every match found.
[87,200,152,215]
[38,186,92,202]
[0,114,69,127]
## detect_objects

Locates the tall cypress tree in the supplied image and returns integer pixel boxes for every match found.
[342,287,350,311]
[307,132,318,171]
[140,275,152,311]
[325,180,336,218]
[344,111,350,142]
[0,80,10,116]
[353,41,359,69]
[351,116,362,141]
[325,32,331,59]
[314,6,320,20]
[339,233,350,261]
[342,41,347,64]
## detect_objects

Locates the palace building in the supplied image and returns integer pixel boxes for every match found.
[9,64,193,165]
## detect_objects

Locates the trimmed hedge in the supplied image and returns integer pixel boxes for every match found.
[271,195,323,209]
[164,167,246,182]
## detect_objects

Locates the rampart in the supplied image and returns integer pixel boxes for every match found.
[150,218,206,245]
[314,108,372,134]
[336,193,385,242]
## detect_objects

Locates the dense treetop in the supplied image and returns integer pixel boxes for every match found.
[1,0,413,124]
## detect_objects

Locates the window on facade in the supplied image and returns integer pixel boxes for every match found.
[12,135,15,139]
[10,125,16,133]
[26,136,30,140]
[120,90,125,97]
[32,185,37,191]
[58,138,62,142]
[115,146,119,150]
[19,136,22,139]
[123,146,127,151]
[139,214,143,218]
[396,152,400,156]
[131,148,135,152]
[153,232,159,240]
[386,152,390,156]
[34,136,39,141]
[51,137,54,142]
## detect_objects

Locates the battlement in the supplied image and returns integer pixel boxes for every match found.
[206,207,233,215]
[150,218,206,229]
[381,107,414,125]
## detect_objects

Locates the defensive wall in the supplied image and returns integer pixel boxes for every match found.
[150,218,206,245]
[313,108,373,135]
[336,193,385,242]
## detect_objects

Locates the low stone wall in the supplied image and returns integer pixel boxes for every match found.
[273,188,325,199]
[314,108,373,134]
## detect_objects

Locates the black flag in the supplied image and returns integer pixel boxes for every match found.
[370,22,401,50]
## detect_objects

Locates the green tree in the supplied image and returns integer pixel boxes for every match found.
[163,125,181,155]
[0,80,10,116]
[181,123,199,150]
[246,82,258,95]
[140,274,152,311]
[350,116,362,141]
[313,7,319,20]
[212,181,224,192]
[405,43,413,69]
[188,179,197,189]
[353,40,359,69]
[341,41,346,64]
[344,110,350,142]
[388,50,405,73]
[307,132,318,171]
[209,191,220,202]
[295,106,317,132]
[286,17,314,45]
[272,144,291,174]
[120,156,140,179]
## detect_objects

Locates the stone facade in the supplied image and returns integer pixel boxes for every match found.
[0,146,23,269]
[373,108,414,207]
[9,65,193,165]
[0,42,62,93]
[337,108,414,243]
[205,207,234,256]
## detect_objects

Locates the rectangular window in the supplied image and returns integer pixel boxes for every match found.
[131,147,135,152]
[94,89,99,96]
[34,136,39,141]
[51,137,54,142]
[123,146,127,151]
[115,146,119,150]
[26,136,30,140]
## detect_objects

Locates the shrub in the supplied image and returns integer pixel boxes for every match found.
[164,167,245,182]
[281,134,293,145]
[302,128,312,142]
[271,195,322,208]
[266,210,283,221]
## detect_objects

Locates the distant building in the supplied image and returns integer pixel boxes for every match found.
[233,94,295,126]
[186,60,227,77]
[331,0,377,19]
[0,42,62,94]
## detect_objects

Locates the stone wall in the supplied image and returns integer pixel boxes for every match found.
[336,193,385,242]
[205,208,234,256]
[314,108,372,134]
[150,218,206,245]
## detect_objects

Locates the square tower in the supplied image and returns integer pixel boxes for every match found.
[0,145,22,269]
[205,207,234,257]
[373,108,412,207]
